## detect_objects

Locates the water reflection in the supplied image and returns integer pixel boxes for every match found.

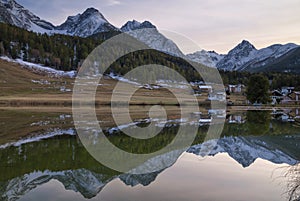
[0,109,300,200]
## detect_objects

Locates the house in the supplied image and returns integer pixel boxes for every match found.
[281,86,295,95]
[270,90,284,104]
[227,84,244,93]
[208,92,226,102]
[199,85,213,93]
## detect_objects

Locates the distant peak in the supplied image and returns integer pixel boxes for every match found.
[131,19,140,23]
[239,40,254,46]
[121,20,156,32]
[84,7,99,13]
[80,7,107,20]
[241,39,251,43]
[232,39,256,52]
[141,21,156,28]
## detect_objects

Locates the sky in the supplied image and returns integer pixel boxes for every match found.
[16,0,300,54]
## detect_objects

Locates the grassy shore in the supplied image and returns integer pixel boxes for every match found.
[1,59,299,108]
[0,59,209,106]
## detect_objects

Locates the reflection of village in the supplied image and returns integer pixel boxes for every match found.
[198,109,245,125]
[271,108,300,122]
[197,108,300,125]
[196,83,300,106]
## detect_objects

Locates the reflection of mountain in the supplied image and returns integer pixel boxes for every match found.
[0,169,113,201]
[188,134,300,167]
[1,112,300,200]
[0,168,166,201]
[0,135,117,200]
[120,172,162,187]
[0,135,172,201]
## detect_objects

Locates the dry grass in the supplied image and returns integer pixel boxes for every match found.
[0,59,209,106]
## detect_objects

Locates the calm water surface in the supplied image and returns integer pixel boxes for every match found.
[0,108,299,201]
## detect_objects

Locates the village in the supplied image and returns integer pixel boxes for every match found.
[196,83,300,106]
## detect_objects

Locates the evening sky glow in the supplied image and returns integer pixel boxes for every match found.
[16,0,300,54]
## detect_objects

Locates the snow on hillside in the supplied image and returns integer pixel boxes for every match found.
[0,56,76,78]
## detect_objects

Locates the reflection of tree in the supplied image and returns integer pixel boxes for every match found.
[286,163,300,201]
[246,110,271,135]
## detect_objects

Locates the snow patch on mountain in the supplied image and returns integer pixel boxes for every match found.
[121,20,185,58]
[186,50,224,67]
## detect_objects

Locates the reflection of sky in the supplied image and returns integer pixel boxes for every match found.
[16,0,300,54]
[19,153,288,201]
[100,153,287,201]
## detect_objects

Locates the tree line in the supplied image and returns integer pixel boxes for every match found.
[0,22,105,71]
[1,22,300,90]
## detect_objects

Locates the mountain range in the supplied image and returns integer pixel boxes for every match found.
[0,0,300,73]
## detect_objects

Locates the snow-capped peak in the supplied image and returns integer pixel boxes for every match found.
[225,40,257,58]
[56,7,118,37]
[216,40,258,70]
[0,0,55,31]
[235,40,256,50]
[120,20,156,32]
[0,1,118,36]
[120,20,185,58]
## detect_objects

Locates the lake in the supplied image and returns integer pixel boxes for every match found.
[0,107,299,201]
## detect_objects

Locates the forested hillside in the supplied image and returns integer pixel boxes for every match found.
[0,23,115,70]
[1,22,300,89]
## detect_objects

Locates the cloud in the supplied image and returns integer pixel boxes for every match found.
[107,0,121,6]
